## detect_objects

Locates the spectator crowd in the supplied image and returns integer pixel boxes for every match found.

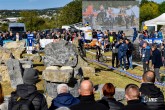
[0,27,165,110]
[0,70,165,110]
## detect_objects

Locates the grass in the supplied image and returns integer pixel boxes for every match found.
[2,51,165,101]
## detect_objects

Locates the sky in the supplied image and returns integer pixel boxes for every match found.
[0,0,73,10]
[139,0,164,3]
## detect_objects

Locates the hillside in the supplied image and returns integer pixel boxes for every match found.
[0,7,62,18]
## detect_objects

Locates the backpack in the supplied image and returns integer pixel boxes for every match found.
[11,92,39,110]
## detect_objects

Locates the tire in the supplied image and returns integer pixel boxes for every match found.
[99,55,107,62]
[82,47,86,57]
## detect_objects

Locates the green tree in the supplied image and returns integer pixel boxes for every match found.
[0,23,8,32]
[57,0,82,27]
[140,2,159,26]
[159,1,165,14]
[140,0,149,6]
[18,11,46,31]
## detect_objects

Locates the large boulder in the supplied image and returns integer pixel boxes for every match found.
[0,65,10,82]
[43,40,78,67]
[6,59,23,89]
[0,41,26,63]
[23,53,42,62]
[3,40,25,49]
[42,66,74,83]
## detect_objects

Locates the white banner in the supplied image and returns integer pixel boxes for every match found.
[39,39,54,48]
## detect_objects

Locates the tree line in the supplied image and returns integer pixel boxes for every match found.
[140,0,165,28]
[0,0,82,32]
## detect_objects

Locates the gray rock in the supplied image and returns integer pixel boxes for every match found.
[0,65,10,82]
[42,66,73,83]
[96,84,125,101]
[3,40,25,49]
[6,59,23,89]
[44,79,79,98]
[43,40,78,67]
[19,60,33,69]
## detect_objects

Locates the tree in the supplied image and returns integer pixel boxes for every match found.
[140,0,149,6]
[56,0,82,27]
[0,23,8,32]
[140,2,159,26]
[18,11,46,31]
[159,1,165,14]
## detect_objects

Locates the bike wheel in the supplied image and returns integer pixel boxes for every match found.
[99,55,107,62]
[82,48,86,57]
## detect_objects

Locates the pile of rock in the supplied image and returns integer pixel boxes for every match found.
[0,41,26,63]
[42,40,83,99]
[0,40,34,89]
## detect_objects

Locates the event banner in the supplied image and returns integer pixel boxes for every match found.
[82,0,139,36]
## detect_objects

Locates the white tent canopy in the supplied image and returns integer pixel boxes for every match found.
[145,13,165,25]
[144,13,165,32]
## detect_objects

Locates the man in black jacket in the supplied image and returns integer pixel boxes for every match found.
[140,70,165,110]
[151,44,163,82]
[123,84,150,110]
[8,68,48,110]
[112,40,119,68]
[70,80,108,110]
[125,39,134,69]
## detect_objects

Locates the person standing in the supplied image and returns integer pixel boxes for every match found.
[49,84,80,110]
[125,39,134,69]
[116,38,128,71]
[151,44,163,82]
[161,41,165,67]
[123,84,150,110]
[70,80,108,110]
[140,70,165,110]
[141,42,151,73]
[98,83,124,110]
[8,68,48,110]
[111,40,119,68]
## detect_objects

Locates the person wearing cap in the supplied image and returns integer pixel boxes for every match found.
[8,68,48,110]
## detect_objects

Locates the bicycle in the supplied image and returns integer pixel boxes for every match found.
[78,46,86,58]
[95,45,107,62]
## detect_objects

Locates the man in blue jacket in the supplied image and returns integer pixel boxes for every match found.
[116,38,128,71]
[141,42,151,73]
[49,84,80,110]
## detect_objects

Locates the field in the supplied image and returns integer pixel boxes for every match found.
[2,51,165,101]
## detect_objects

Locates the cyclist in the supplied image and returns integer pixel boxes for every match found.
[78,34,86,57]
[96,40,102,61]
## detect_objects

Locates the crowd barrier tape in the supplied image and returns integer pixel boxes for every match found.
[86,51,165,87]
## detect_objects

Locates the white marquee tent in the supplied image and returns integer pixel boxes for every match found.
[144,13,165,31]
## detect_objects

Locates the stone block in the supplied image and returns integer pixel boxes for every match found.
[42,66,73,83]
[6,59,23,89]
[0,65,10,82]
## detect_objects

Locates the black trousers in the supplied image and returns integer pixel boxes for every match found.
[143,61,149,73]
[112,53,119,67]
